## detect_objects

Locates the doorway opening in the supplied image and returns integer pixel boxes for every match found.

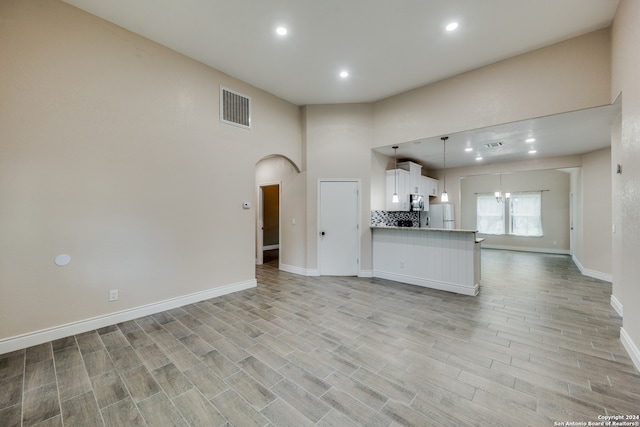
[257,183,280,266]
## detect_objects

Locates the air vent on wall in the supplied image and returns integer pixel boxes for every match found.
[220,87,251,129]
[484,141,504,148]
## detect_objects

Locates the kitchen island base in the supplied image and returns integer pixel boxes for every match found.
[372,227,481,296]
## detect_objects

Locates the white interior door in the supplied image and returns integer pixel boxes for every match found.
[318,180,359,276]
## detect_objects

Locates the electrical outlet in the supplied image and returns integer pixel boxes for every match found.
[109,289,118,301]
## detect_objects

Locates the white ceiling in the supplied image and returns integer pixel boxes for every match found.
[61,0,620,168]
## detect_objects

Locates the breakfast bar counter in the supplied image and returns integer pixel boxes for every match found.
[371,226,481,296]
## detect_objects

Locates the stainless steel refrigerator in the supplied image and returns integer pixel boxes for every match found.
[426,203,455,229]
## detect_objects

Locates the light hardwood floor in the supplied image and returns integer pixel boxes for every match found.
[1,249,638,426]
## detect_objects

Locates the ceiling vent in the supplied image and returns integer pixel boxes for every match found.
[484,141,504,148]
[220,87,251,129]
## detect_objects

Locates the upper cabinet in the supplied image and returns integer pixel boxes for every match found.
[398,161,422,194]
[385,169,410,211]
[421,176,438,197]
[386,161,439,211]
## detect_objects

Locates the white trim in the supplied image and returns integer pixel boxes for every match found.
[279,263,320,277]
[0,279,256,355]
[279,263,306,276]
[263,245,279,251]
[620,327,640,373]
[482,244,570,255]
[373,270,479,296]
[358,270,373,278]
[611,295,623,317]
[572,255,613,283]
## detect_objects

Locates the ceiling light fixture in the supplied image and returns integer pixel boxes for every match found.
[465,147,473,152]
[339,70,349,78]
[475,155,483,161]
[392,146,399,204]
[495,173,510,203]
[528,149,537,154]
[441,137,449,202]
[446,22,459,32]
[526,138,535,143]
[276,27,288,36]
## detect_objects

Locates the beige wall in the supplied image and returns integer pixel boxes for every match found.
[0,0,301,340]
[580,148,612,275]
[460,170,571,252]
[611,0,640,353]
[372,29,611,148]
[570,168,584,262]
[426,155,583,229]
[303,104,374,273]
[610,112,623,309]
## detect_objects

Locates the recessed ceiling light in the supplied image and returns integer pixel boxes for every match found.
[446,22,459,32]
[339,71,349,78]
[475,155,483,161]
[276,27,288,36]
[526,138,535,143]
[464,147,473,152]
[528,150,537,154]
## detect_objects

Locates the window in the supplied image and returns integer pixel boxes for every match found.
[509,192,543,236]
[476,191,543,237]
[477,194,505,235]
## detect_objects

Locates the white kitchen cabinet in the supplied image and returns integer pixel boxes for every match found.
[398,161,422,194]
[386,169,410,211]
[421,176,439,198]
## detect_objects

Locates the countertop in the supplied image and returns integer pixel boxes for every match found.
[370,225,478,233]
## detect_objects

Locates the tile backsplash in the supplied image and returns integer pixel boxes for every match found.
[371,210,420,227]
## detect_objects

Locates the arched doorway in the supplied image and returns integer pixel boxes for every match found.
[255,155,301,269]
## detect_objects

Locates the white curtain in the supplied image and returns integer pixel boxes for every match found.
[509,192,543,237]
[477,194,505,234]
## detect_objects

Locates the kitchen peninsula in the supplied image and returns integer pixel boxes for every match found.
[371,226,481,296]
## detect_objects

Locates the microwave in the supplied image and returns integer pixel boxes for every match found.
[409,194,424,211]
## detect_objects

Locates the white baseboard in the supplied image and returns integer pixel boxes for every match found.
[263,245,279,251]
[620,327,640,373]
[572,255,613,283]
[280,264,371,278]
[482,244,570,255]
[373,270,478,296]
[279,263,320,277]
[611,295,624,317]
[0,279,256,355]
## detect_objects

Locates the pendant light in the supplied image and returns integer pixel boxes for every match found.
[392,146,399,203]
[496,174,511,203]
[441,137,449,202]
